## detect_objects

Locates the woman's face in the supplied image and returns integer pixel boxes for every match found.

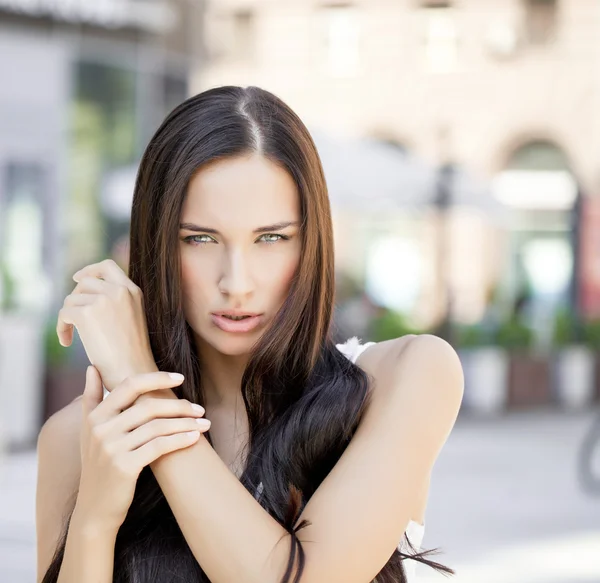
[179,154,302,356]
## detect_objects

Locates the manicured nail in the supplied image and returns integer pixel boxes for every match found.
[168,372,184,381]
[191,404,204,413]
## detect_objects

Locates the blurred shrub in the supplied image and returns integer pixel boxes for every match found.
[583,319,600,350]
[550,309,600,349]
[0,260,16,312]
[454,323,493,348]
[494,315,534,351]
[370,309,424,342]
[551,307,578,347]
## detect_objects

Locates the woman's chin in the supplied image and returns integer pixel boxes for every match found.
[211,332,263,356]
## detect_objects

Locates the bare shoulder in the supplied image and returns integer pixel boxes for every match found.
[295,335,463,580]
[357,333,464,441]
[354,334,417,373]
[36,396,84,579]
[357,333,463,392]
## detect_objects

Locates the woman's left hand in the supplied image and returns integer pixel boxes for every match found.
[57,259,158,391]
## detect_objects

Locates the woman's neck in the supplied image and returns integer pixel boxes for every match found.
[197,339,249,413]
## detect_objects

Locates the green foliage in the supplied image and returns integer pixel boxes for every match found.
[582,319,600,350]
[369,309,423,342]
[550,309,600,349]
[551,308,579,347]
[494,315,534,350]
[454,323,492,348]
[0,261,16,312]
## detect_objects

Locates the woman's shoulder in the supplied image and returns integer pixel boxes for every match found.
[342,334,464,416]
[336,334,417,374]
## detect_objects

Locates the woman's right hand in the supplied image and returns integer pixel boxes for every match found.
[73,366,211,533]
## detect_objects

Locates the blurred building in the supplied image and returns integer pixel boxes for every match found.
[0,0,206,444]
[0,0,205,314]
[194,0,600,330]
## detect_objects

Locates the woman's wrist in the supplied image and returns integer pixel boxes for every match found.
[102,354,159,392]
[70,504,121,540]
[57,506,117,583]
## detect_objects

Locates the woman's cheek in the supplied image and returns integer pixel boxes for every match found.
[273,249,301,294]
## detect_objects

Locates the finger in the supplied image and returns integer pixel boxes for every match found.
[70,275,113,295]
[56,305,77,347]
[73,259,138,294]
[57,292,105,347]
[81,366,103,417]
[72,277,138,307]
[105,397,205,434]
[130,431,202,468]
[122,417,211,451]
[63,293,98,306]
[93,372,187,422]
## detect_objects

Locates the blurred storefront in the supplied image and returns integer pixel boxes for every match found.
[0,0,203,447]
[194,0,600,413]
[491,141,579,348]
[195,0,600,328]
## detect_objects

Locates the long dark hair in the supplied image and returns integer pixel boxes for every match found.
[43,86,454,582]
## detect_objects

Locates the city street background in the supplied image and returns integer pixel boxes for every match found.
[3,0,600,581]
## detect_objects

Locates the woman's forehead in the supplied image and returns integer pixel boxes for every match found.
[183,155,300,225]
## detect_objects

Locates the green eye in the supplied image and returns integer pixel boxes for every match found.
[182,233,290,246]
[260,234,289,244]
[183,235,214,245]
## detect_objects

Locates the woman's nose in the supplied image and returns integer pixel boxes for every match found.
[218,250,254,297]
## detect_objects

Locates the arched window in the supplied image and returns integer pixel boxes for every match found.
[494,140,575,209]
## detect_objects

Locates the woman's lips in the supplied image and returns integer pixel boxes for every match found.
[211,314,263,333]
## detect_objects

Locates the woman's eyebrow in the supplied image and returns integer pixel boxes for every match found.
[179,221,300,234]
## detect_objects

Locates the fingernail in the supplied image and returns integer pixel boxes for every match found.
[168,372,184,381]
[196,418,211,426]
[191,404,204,413]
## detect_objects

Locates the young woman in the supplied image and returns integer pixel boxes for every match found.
[36,86,463,583]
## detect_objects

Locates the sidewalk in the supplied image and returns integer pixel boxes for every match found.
[2,409,599,582]
[415,408,600,582]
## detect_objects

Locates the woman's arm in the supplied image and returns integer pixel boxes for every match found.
[36,398,116,583]
[56,510,117,583]
[147,334,463,583]
[150,430,293,583]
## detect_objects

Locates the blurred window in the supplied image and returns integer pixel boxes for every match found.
[0,162,50,312]
[524,0,558,45]
[76,61,137,166]
[508,140,569,171]
[420,4,458,73]
[365,235,422,312]
[318,4,361,77]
